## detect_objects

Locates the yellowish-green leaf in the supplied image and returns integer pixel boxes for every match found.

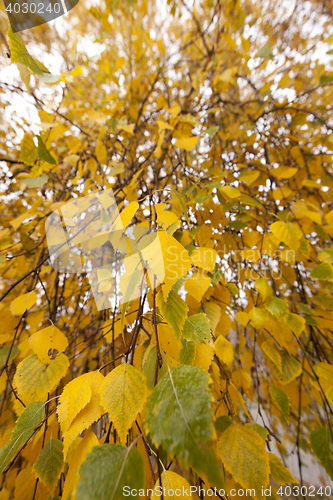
[63,372,104,458]
[269,385,290,421]
[254,278,273,302]
[220,185,241,199]
[269,454,298,485]
[120,201,139,228]
[20,133,38,165]
[249,307,270,330]
[217,422,270,499]
[191,247,217,272]
[238,170,260,185]
[100,363,147,445]
[311,263,333,281]
[276,351,302,384]
[309,427,333,480]
[32,439,64,495]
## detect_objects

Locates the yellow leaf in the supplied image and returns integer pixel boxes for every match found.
[254,278,273,302]
[157,120,174,131]
[235,311,250,327]
[100,363,147,444]
[191,247,217,272]
[238,169,260,186]
[156,210,179,231]
[217,423,270,499]
[118,124,135,135]
[202,302,221,333]
[14,354,69,405]
[57,372,100,433]
[154,130,165,158]
[193,343,215,372]
[239,248,260,263]
[29,324,68,365]
[175,136,198,151]
[63,372,104,458]
[152,471,192,499]
[62,430,99,500]
[120,201,139,228]
[220,186,241,199]
[185,270,211,302]
[10,291,37,316]
[95,141,107,164]
[215,336,234,368]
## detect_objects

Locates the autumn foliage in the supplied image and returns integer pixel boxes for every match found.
[0,0,333,498]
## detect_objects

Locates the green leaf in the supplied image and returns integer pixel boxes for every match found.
[269,385,290,422]
[309,427,333,480]
[76,444,145,500]
[19,231,37,251]
[285,312,305,337]
[269,454,298,485]
[21,175,49,188]
[320,75,333,86]
[311,262,333,281]
[37,136,57,165]
[179,339,196,365]
[245,423,268,442]
[0,345,19,369]
[202,126,219,138]
[157,290,189,340]
[145,365,224,488]
[182,313,212,344]
[217,422,270,498]
[0,402,45,474]
[33,438,64,495]
[255,43,274,59]
[215,415,233,433]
